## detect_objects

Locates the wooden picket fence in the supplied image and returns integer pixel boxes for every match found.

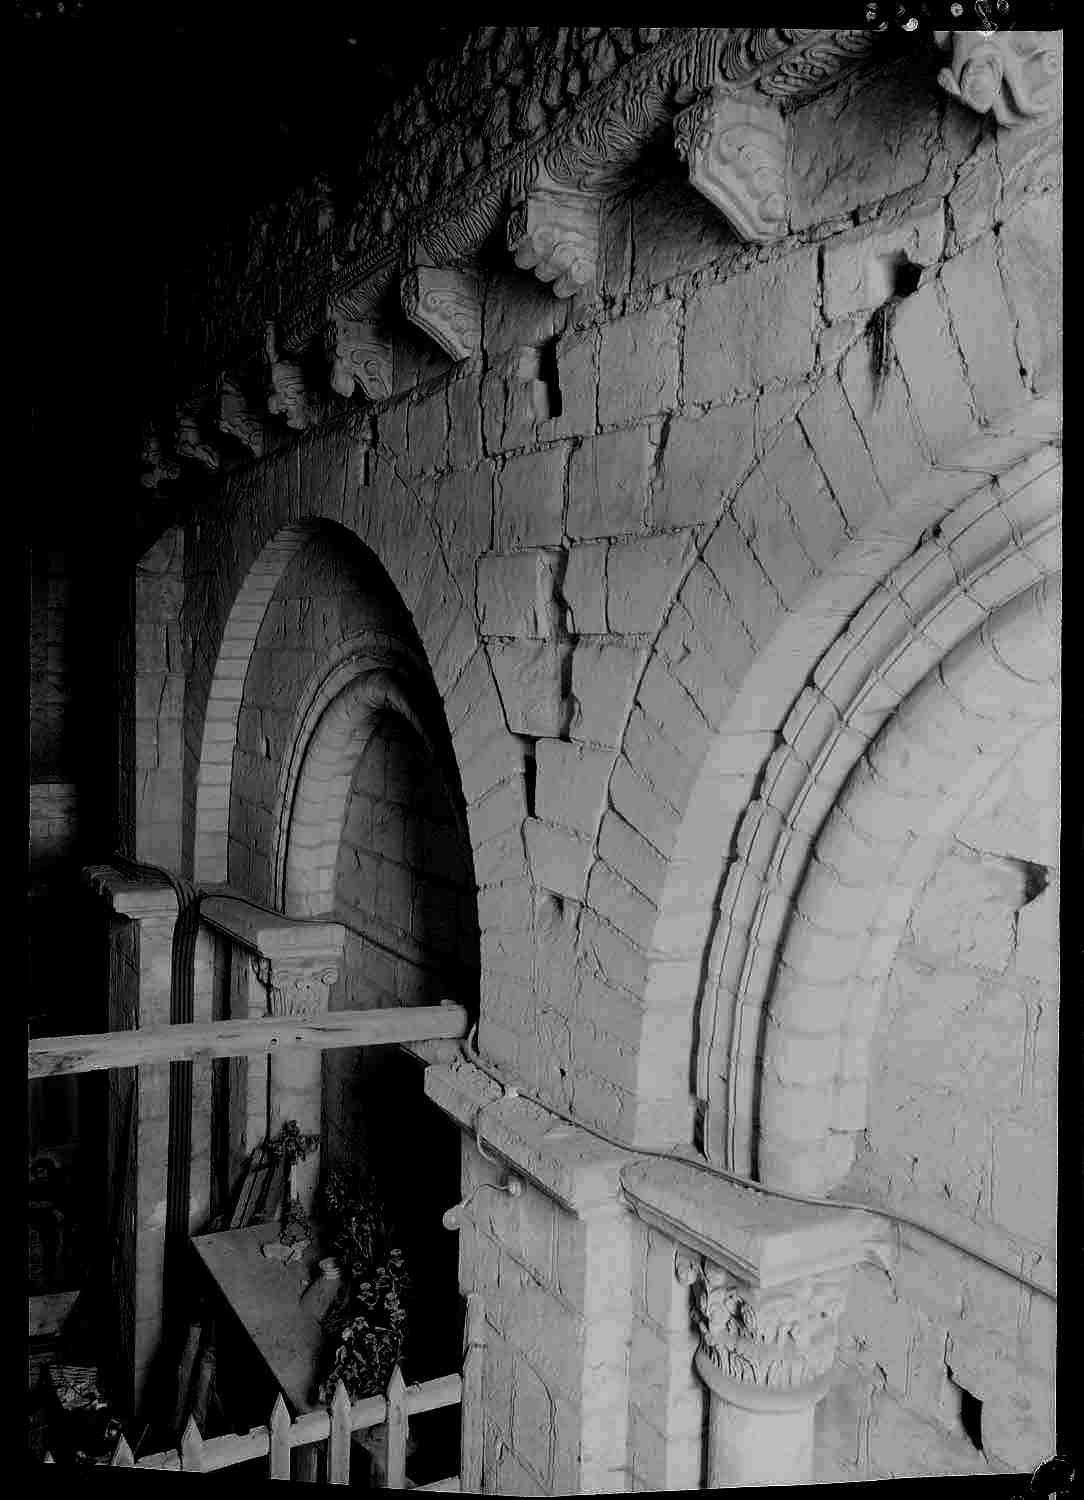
[108,1296,485,1487]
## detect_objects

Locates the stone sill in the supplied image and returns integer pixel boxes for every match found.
[422,1053,895,1284]
[621,1159,892,1289]
[423,1053,635,1219]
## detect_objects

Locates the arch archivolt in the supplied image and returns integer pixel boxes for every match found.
[691,450,1061,1175]
[754,572,1060,1195]
[274,652,439,919]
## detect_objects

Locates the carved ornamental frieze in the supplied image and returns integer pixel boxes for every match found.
[679,1255,849,1402]
[146,25,1060,494]
[401,266,483,361]
[673,90,789,244]
[934,29,1063,128]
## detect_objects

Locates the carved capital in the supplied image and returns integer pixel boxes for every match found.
[218,376,266,457]
[401,266,482,361]
[933,30,1062,128]
[252,955,340,1019]
[326,311,393,401]
[174,411,220,471]
[685,1258,849,1404]
[506,188,600,299]
[674,89,788,243]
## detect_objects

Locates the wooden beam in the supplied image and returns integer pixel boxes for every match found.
[28,1003,469,1079]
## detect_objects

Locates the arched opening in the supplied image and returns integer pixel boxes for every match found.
[207,520,478,1471]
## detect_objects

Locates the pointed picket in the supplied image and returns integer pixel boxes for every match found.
[180,1414,205,1473]
[328,1380,352,1484]
[110,1433,135,1467]
[269,1392,292,1480]
[385,1366,409,1490]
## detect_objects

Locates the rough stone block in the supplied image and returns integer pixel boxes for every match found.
[653,400,756,528]
[548,328,597,439]
[489,641,566,734]
[998,193,1062,397]
[608,756,679,857]
[822,204,945,321]
[586,860,657,946]
[407,391,449,474]
[606,533,689,634]
[569,640,644,747]
[940,236,1025,426]
[684,251,817,404]
[448,369,484,470]
[562,542,608,634]
[597,811,667,905]
[567,427,650,539]
[797,376,887,534]
[524,819,592,901]
[535,739,612,837]
[497,447,568,548]
[700,513,784,650]
[598,301,681,425]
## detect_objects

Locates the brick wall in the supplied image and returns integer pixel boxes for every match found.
[817,721,1059,1481]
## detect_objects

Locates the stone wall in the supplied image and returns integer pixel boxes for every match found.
[817,721,1059,1481]
[170,35,1060,1492]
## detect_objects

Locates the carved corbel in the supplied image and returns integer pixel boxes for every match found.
[401,266,483,362]
[174,410,220,471]
[218,375,267,457]
[140,428,180,490]
[506,186,601,299]
[933,30,1062,128]
[265,323,315,429]
[673,88,789,243]
[325,309,393,401]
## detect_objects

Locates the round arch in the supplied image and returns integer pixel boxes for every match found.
[754,571,1060,1194]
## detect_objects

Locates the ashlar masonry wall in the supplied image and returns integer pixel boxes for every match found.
[815,720,1059,1482]
[177,44,1061,1493]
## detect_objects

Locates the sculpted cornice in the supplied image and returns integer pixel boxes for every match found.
[144,24,1060,494]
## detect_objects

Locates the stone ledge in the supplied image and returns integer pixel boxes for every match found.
[620,1158,892,1289]
[84,863,180,921]
[423,1053,634,1218]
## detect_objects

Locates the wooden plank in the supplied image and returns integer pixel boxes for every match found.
[29,1002,469,1077]
[269,1393,292,1480]
[415,1479,461,1493]
[460,1294,485,1496]
[328,1380,352,1485]
[385,1367,409,1490]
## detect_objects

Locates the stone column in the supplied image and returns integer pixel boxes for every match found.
[86,864,180,1417]
[201,897,346,1214]
[680,1257,849,1488]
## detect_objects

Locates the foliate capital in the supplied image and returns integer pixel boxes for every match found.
[933,29,1062,129]
[673,89,788,244]
[251,955,341,1019]
[683,1257,850,1406]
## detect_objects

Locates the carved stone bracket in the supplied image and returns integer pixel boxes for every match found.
[326,310,394,401]
[933,29,1062,128]
[174,411,220,471]
[401,266,483,361]
[218,375,267,457]
[507,186,601,299]
[265,323,316,429]
[140,428,180,491]
[674,88,788,243]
